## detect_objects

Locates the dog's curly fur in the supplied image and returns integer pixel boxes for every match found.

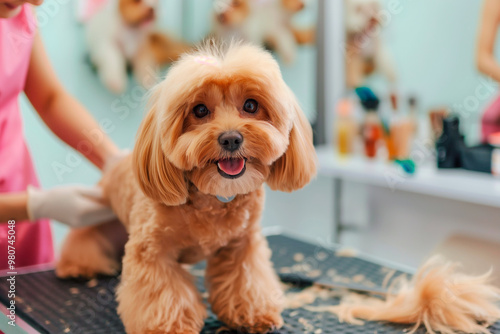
[57,42,317,333]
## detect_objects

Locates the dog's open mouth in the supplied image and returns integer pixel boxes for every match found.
[216,158,246,179]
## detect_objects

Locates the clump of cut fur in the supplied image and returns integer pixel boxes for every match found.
[336,256,500,334]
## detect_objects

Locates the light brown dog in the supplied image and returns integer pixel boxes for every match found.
[57,42,317,333]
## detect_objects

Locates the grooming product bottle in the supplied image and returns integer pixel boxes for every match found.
[335,99,358,155]
[384,96,418,160]
[390,93,398,111]
[363,110,382,158]
[384,107,398,160]
[436,116,464,169]
[405,96,420,157]
[395,97,417,159]
[355,87,382,159]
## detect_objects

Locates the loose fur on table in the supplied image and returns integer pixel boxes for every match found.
[295,256,500,334]
[57,41,317,334]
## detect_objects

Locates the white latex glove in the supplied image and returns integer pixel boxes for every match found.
[27,185,116,228]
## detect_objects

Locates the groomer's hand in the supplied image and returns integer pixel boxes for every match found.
[26,185,116,228]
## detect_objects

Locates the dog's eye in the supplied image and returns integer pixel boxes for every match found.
[243,99,258,113]
[193,104,210,118]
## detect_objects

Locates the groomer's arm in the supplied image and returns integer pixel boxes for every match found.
[477,0,500,82]
[24,33,119,170]
[0,185,116,227]
[0,34,120,226]
[0,193,29,223]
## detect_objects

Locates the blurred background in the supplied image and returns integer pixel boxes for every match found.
[25,0,500,276]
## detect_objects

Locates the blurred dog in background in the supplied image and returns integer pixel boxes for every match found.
[344,0,396,89]
[85,0,189,94]
[213,0,314,64]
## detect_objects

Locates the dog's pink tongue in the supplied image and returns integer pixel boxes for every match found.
[218,158,245,176]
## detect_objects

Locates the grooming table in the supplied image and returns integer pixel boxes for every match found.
[1,234,499,334]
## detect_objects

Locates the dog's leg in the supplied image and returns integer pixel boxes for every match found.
[117,231,206,334]
[132,42,159,90]
[268,28,297,64]
[133,33,190,89]
[206,230,284,333]
[292,27,315,45]
[56,219,126,279]
[92,43,128,94]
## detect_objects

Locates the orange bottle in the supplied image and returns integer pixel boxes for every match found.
[363,111,382,158]
[335,99,358,155]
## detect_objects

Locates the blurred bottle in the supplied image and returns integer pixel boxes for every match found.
[436,116,463,169]
[335,99,358,155]
[383,100,398,160]
[408,96,418,133]
[390,93,398,111]
[397,97,418,159]
[363,110,382,158]
[355,87,382,159]
[384,96,418,160]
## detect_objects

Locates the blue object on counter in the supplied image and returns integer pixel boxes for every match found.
[395,159,416,175]
[355,86,380,111]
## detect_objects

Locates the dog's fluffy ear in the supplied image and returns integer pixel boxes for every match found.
[267,93,317,192]
[133,103,188,206]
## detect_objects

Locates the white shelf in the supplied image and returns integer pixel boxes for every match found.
[316,146,500,208]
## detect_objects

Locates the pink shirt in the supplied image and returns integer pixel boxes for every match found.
[481,96,500,143]
[0,4,54,269]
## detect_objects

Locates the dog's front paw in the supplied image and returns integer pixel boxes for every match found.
[223,310,284,334]
[142,329,198,334]
[216,293,284,334]
[122,311,204,334]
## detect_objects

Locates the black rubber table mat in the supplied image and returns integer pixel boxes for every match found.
[1,234,499,334]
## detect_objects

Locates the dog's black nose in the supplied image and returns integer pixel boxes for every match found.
[218,131,243,152]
